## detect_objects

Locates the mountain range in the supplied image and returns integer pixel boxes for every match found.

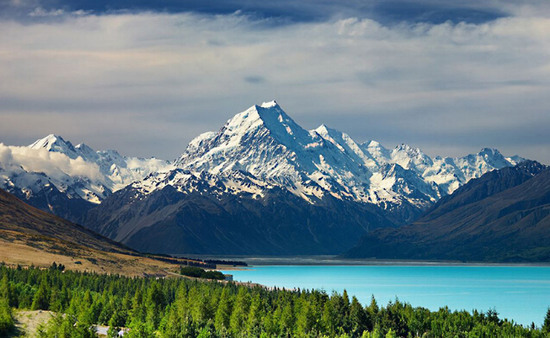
[0,134,172,222]
[0,101,525,255]
[344,160,550,262]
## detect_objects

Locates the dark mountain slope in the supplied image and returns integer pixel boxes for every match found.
[344,161,550,262]
[4,182,96,225]
[84,182,393,255]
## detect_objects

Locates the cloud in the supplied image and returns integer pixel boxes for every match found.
[0,6,549,163]
[0,144,14,166]
[0,0,510,24]
[29,7,65,17]
[0,144,103,182]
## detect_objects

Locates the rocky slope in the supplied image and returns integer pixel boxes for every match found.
[344,161,550,262]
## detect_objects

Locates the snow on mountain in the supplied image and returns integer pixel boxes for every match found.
[132,168,272,201]
[0,101,524,222]
[173,101,377,204]
[314,125,379,171]
[149,101,517,212]
[29,134,82,159]
[0,135,173,207]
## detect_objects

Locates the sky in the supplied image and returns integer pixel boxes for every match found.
[1,0,549,163]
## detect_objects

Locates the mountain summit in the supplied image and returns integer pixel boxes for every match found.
[29,134,82,159]
[0,101,527,255]
[82,101,524,254]
[172,102,521,214]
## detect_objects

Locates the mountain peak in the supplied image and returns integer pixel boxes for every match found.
[29,134,78,157]
[479,147,501,155]
[260,100,278,108]
[224,101,310,147]
[29,134,64,149]
[314,124,332,136]
[395,143,422,155]
[472,147,508,166]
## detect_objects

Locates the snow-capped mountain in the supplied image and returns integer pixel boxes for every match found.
[83,101,524,255]
[158,101,520,216]
[175,101,377,204]
[0,134,172,221]
[28,134,172,193]
[0,100,526,255]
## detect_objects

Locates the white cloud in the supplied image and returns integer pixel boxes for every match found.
[29,7,65,17]
[0,10,549,163]
[0,144,103,181]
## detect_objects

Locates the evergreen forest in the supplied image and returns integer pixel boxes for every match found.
[1,264,549,337]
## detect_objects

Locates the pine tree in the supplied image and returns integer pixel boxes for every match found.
[280,300,295,335]
[0,274,16,307]
[190,286,211,325]
[543,307,550,333]
[129,288,146,325]
[322,299,337,336]
[246,293,263,336]
[295,298,315,336]
[31,278,50,310]
[0,298,14,335]
[214,287,232,332]
[146,281,165,327]
[350,296,367,335]
[230,287,251,335]
[366,295,379,331]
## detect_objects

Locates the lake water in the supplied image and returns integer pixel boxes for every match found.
[221,265,550,327]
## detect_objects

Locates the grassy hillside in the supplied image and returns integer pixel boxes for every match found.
[0,188,207,276]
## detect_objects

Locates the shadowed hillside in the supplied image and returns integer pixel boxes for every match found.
[0,188,203,276]
[345,161,550,262]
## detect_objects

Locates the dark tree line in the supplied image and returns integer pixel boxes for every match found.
[179,266,225,280]
[0,263,549,337]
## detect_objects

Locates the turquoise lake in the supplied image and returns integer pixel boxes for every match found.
[221,265,550,327]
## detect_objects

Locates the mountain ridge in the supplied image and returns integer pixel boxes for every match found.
[80,101,525,254]
[0,134,173,222]
[172,102,521,208]
[343,160,550,262]
[0,101,529,255]
[0,186,214,275]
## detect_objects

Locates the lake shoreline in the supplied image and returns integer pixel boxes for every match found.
[176,254,550,268]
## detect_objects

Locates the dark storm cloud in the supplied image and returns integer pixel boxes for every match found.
[3,0,509,25]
